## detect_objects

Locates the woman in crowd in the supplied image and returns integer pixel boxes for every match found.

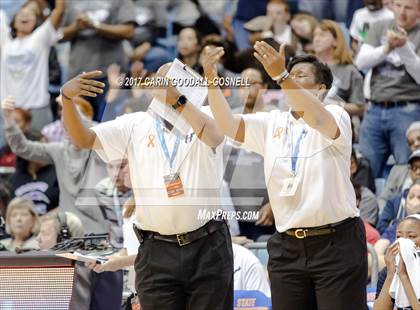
[290,13,318,54]
[1,96,107,234]
[177,27,202,71]
[0,0,65,130]
[0,197,39,251]
[313,20,366,119]
[375,180,420,270]
[373,215,420,310]
[9,129,59,215]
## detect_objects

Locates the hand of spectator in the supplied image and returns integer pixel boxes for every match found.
[75,13,93,30]
[222,15,234,41]
[254,41,286,79]
[107,64,125,89]
[130,61,148,81]
[255,202,274,226]
[202,46,224,79]
[1,96,15,120]
[397,253,409,278]
[384,242,399,275]
[61,71,105,99]
[232,236,254,245]
[386,29,408,52]
[131,42,152,62]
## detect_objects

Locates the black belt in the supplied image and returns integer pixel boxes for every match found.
[133,220,224,246]
[284,217,358,239]
[372,101,417,109]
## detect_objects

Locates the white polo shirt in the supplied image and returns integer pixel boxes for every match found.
[92,108,225,235]
[241,104,358,232]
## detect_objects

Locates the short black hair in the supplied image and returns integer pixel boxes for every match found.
[287,55,333,89]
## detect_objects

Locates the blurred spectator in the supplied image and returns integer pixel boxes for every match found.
[0,182,12,218]
[0,182,12,242]
[355,0,420,178]
[0,197,39,251]
[314,20,366,119]
[92,159,131,249]
[266,0,295,47]
[9,129,59,215]
[299,0,352,23]
[231,0,268,50]
[378,174,420,235]
[351,148,376,192]
[198,34,237,78]
[41,95,65,142]
[13,108,32,134]
[101,64,132,121]
[61,0,136,121]
[290,13,318,54]
[379,123,420,210]
[177,27,202,71]
[244,16,274,46]
[0,0,65,130]
[354,183,380,244]
[374,215,420,310]
[232,242,271,296]
[349,0,394,53]
[2,96,107,233]
[351,151,379,226]
[37,211,84,250]
[224,68,276,241]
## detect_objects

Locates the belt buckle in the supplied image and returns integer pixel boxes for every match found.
[176,233,191,246]
[294,229,307,239]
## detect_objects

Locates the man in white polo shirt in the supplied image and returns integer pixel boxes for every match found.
[202,43,367,310]
[59,66,233,309]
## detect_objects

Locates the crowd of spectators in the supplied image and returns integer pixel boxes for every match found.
[0,0,419,309]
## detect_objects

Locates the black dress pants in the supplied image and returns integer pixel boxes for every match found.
[268,217,368,310]
[134,222,233,310]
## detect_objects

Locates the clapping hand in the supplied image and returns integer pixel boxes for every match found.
[253,41,286,79]
[1,96,16,120]
[201,46,225,79]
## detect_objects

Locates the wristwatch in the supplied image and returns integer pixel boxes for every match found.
[172,95,187,110]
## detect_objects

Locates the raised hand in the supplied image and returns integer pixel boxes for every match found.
[61,71,105,99]
[254,41,286,78]
[201,46,225,79]
[1,96,16,120]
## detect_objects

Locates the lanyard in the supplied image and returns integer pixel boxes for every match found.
[288,114,307,176]
[156,120,181,172]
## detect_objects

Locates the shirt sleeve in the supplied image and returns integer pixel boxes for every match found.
[91,113,140,163]
[240,112,270,156]
[0,10,10,48]
[348,68,366,105]
[32,18,60,47]
[323,104,352,149]
[349,11,360,41]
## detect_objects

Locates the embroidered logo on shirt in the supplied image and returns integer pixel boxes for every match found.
[273,127,284,139]
[184,133,195,144]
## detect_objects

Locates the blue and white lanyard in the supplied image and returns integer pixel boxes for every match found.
[156,120,181,172]
[288,114,307,176]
